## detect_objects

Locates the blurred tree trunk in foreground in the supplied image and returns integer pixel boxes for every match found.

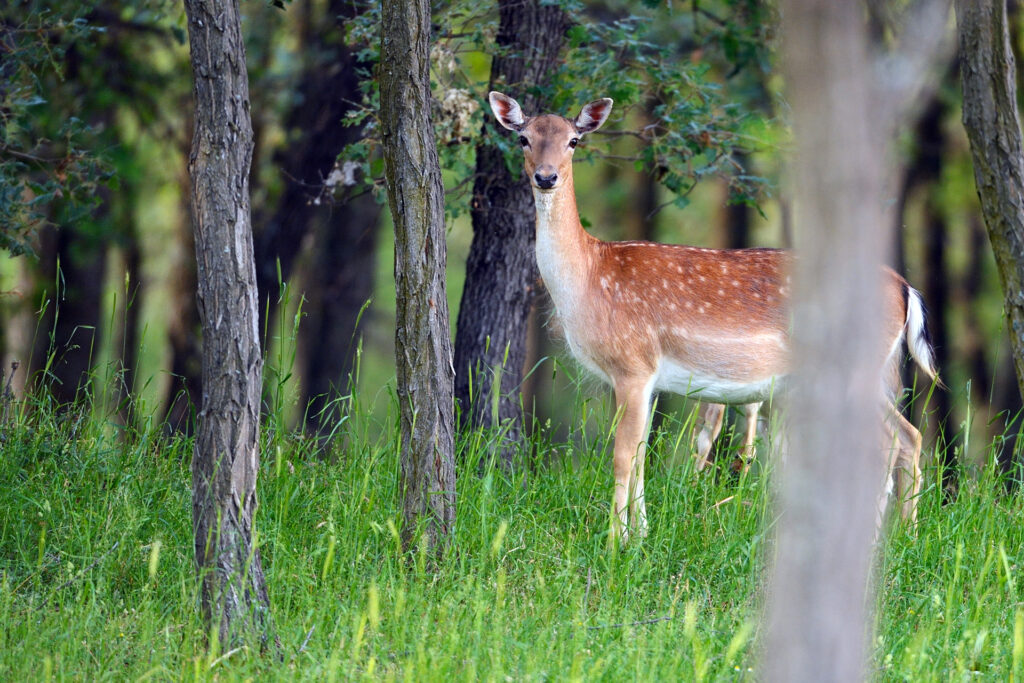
[957,0,1024,476]
[380,0,456,552]
[184,0,271,646]
[452,0,568,465]
[766,4,886,679]
[766,0,948,679]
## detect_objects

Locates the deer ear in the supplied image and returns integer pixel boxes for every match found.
[574,98,613,135]
[489,91,527,131]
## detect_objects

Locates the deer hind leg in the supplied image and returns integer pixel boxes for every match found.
[612,378,654,543]
[731,402,762,474]
[891,411,923,526]
[879,405,923,530]
[694,402,726,471]
[876,434,898,533]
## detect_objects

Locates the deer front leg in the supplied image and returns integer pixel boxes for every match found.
[612,378,654,543]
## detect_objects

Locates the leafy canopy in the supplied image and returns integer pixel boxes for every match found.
[335,0,779,219]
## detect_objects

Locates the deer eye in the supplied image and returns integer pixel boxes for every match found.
[518,135,529,147]
[569,138,579,149]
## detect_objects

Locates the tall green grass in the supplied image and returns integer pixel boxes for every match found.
[0,377,1022,680]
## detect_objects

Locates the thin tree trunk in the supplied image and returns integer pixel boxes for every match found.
[250,0,380,437]
[962,215,993,402]
[920,198,955,478]
[300,194,379,435]
[380,0,456,552]
[991,340,1024,480]
[725,152,752,249]
[113,232,142,427]
[31,221,106,405]
[253,0,377,343]
[957,0,1024,445]
[184,0,271,647]
[163,129,203,435]
[452,0,568,464]
[1,264,32,399]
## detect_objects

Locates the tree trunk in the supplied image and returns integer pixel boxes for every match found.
[452,0,568,463]
[112,230,142,428]
[249,0,380,437]
[31,221,106,405]
[253,0,378,348]
[379,0,457,552]
[163,130,203,435]
[957,0,1024,435]
[962,215,993,402]
[183,0,271,647]
[725,153,752,249]
[766,2,888,680]
[300,192,379,435]
[991,340,1024,480]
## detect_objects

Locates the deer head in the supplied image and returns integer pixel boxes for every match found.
[488,91,613,191]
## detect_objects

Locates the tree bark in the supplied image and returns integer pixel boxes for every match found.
[957,0,1024,428]
[183,0,271,647]
[452,0,568,462]
[766,2,888,680]
[379,0,457,552]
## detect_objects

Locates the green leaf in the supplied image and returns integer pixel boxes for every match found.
[369,158,385,179]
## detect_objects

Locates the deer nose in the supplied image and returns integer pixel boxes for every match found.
[534,170,558,189]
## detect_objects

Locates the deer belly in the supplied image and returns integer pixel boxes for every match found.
[654,358,782,404]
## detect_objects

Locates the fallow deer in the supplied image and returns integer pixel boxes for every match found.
[488,91,937,541]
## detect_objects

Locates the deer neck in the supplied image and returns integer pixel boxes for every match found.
[533,174,594,306]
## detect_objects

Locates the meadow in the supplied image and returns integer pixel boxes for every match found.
[1,361,1023,683]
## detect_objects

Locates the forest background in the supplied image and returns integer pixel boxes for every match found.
[2,0,1013,475]
[4,0,1024,678]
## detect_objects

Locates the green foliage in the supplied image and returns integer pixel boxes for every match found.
[0,0,184,257]
[1,380,1023,679]
[338,0,780,220]
[549,6,775,208]
[0,7,110,256]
